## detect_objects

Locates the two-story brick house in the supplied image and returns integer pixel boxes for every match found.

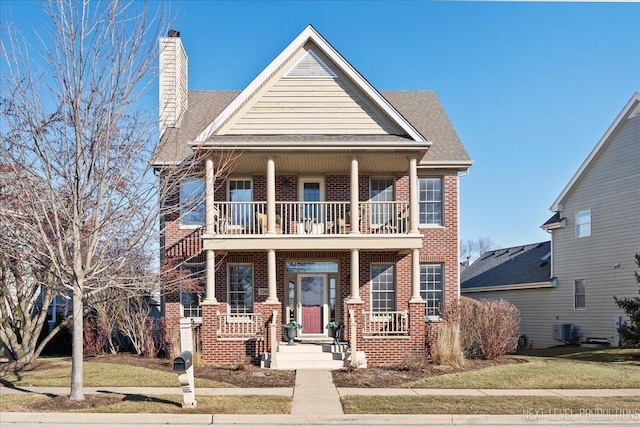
[152,26,472,368]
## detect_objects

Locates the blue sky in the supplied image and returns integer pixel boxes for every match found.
[3,1,639,250]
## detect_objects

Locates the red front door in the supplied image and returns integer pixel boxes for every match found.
[300,275,325,334]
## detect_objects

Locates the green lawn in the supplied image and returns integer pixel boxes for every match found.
[0,358,231,388]
[0,393,291,414]
[407,348,640,389]
[342,396,640,415]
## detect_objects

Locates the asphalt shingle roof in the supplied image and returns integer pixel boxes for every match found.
[461,241,552,290]
[152,90,471,166]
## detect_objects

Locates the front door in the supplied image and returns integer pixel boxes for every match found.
[298,274,327,334]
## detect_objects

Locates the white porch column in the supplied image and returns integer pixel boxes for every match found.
[266,156,276,234]
[205,157,215,234]
[408,156,419,233]
[349,249,362,303]
[266,249,278,303]
[410,248,422,302]
[350,156,360,234]
[203,249,218,304]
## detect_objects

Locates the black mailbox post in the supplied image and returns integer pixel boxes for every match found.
[173,350,193,372]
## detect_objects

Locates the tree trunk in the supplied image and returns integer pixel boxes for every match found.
[69,286,84,401]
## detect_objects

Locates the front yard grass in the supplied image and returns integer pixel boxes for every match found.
[0,393,291,414]
[0,358,230,388]
[406,348,640,389]
[342,396,640,415]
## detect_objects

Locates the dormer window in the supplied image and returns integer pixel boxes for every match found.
[576,210,591,238]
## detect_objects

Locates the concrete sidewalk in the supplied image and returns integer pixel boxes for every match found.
[3,385,639,397]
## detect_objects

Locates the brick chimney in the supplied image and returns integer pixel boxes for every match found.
[159,29,188,137]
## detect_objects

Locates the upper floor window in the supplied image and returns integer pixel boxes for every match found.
[371,264,396,312]
[370,178,394,226]
[419,178,442,226]
[229,179,252,227]
[574,279,586,309]
[180,178,205,226]
[420,264,443,318]
[576,210,591,238]
[229,264,253,314]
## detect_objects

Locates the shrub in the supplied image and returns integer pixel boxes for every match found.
[459,297,520,360]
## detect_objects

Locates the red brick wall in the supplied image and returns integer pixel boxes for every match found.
[161,171,460,367]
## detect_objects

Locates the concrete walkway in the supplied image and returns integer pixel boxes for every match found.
[291,369,343,415]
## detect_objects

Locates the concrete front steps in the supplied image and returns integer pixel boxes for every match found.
[262,341,347,370]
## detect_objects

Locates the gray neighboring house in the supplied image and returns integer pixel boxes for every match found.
[463,93,640,348]
[461,242,554,348]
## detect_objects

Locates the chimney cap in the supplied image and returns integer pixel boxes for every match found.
[167,29,180,38]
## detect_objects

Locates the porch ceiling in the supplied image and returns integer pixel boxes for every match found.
[218,152,420,174]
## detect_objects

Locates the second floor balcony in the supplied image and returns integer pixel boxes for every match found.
[212,200,410,236]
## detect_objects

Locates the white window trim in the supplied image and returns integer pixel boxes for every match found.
[576,210,591,238]
[180,262,205,321]
[226,176,254,200]
[370,263,396,313]
[180,290,202,321]
[227,263,254,314]
[574,279,586,310]
[298,176,325,202]
[369,177,395,227]
[418,177,444,227]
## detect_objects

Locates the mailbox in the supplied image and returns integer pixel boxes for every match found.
[173,350,193,372]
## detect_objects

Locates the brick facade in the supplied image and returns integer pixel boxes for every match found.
[162,172,460,367]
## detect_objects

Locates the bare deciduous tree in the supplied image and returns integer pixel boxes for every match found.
[0,0,166,401]
[460,236,497,264]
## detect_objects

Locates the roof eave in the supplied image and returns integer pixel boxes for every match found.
[550,92,640,212]
[461,280,555,293]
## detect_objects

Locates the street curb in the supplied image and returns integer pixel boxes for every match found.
[2,412,640,425]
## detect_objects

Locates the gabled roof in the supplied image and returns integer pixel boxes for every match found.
[461,241,553,292]
[152,90,472,167]
[193,25,425,144]
[550,92,640,212]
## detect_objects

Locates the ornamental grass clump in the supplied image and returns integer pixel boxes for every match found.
[431,302,465,368]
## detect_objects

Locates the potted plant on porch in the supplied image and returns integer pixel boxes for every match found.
[326,321,343,346]
[282,321,302,346]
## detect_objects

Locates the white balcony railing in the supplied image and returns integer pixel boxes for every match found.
[211,201,409,236]
[362,310,409,336]
[216,312,264,338]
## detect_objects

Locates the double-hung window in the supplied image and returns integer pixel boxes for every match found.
[419,178,442,226]
[180,264,205,319]
[228,264,254,314]
[420,264,444,318]
[180,178,205,226]
[370,178,394,227]
[574,279,586,310]
[370,264,396,312]
[576,210,591,238]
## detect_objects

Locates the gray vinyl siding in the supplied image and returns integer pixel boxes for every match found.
[550,113,640,345]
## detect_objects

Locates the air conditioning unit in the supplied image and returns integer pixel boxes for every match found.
[553,323,574,341]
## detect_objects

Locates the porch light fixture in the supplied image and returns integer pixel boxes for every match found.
[282,178,290,192]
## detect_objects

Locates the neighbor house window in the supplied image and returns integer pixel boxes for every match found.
[419,178,442,225]
[228,264,253,314]
[576,210,591,237]
[180,264,205,318]
[574,279,586,309]
[180,178,205,226]
[420,264,443,318]
[371,264,395,312]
